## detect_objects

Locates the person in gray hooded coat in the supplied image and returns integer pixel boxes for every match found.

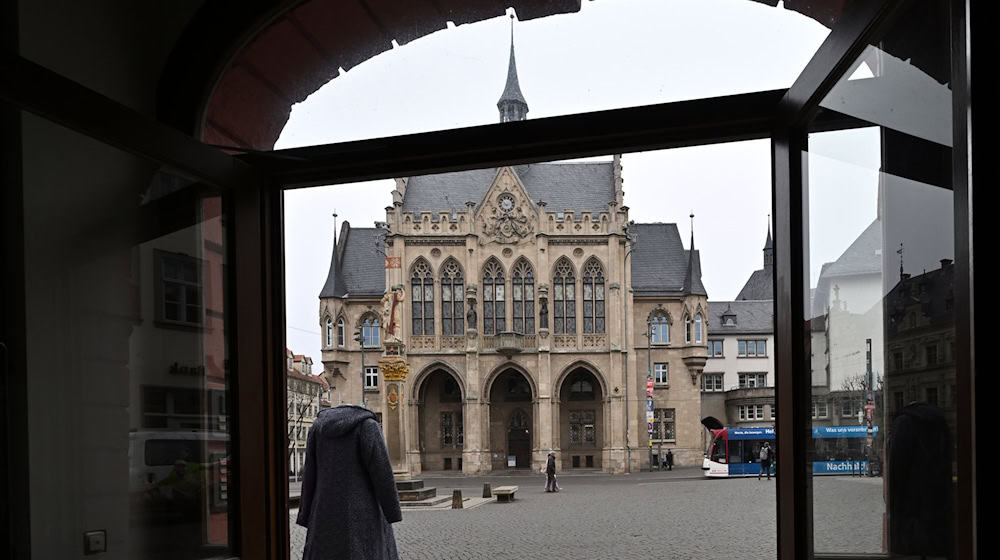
[296,405,402,560]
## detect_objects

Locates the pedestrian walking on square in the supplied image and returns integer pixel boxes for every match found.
[544,452,559,492]
[665,449,674,471]
[296,405,402,560]
[758,442,773,480]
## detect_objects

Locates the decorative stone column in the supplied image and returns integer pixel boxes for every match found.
[379,284,411,479]
[379,347,410,479]
[462,285,487,473]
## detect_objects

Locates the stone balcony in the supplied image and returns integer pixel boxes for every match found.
[483,332,537,357]
[408,335,468,353]
[406,331,610,354]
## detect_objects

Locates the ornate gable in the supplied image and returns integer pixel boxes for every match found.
[476,167,538,245]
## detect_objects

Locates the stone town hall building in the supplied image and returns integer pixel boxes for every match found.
[318,40,708,475]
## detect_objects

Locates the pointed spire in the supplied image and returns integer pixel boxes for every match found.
[684,213,697,294]
[497,13,529,123]
[763,215,774,269]
[689,212,696,250]
[320,215,348,298]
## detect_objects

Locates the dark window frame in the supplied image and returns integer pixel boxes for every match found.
[440,258,465,335]
[153,249,205,329]
[410,258,434,336]
[511,257,535,335]
[2,1,980,557]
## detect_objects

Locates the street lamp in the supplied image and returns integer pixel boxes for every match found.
[354,326,366,408]
[645,318,653,470]
[622,221,637,473]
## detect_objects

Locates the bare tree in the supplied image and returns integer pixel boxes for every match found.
[287,385,319,461]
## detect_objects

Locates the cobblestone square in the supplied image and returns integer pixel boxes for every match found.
[290,469,884,559]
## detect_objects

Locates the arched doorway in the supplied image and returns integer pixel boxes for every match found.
[488,368,534,470]
[506,409,531,470]
[416,368,464,472]
[558,367,604,470]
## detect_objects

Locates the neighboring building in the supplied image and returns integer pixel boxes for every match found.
[884,260,956,439]
[702,228,776,432]
[809,219,884,441]
[318,39,708,474]
[128,193,229,435]
[286,349,324,480]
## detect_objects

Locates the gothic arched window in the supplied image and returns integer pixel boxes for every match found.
[552,257,576,334]
[650,312,670,344]
[582,257,606,334]
[482,258,505,335]
[410,259,434,335]
[440,258,464,335]
[684,314,692,344]
[512,258,535,334]
[336,317,345,346]
[325,316,333,347]
[695,313,704,343]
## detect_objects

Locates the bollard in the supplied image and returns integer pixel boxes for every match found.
[452,489,463,509]
[482,482,492,498]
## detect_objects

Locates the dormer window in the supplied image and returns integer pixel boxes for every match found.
[721,304,737,327]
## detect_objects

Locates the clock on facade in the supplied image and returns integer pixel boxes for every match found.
[499,194,515,213]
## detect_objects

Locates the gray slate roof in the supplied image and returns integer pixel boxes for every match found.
[320,223,385,299]
[630,223,707,297]
[821,220,882,278]
[737,267,773,300]
[811,219,882,316]
[402,163,615,217]
[736,227,775,300]
[707,300,774,334]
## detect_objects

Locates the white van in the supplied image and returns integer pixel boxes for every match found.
[128,430,229,495]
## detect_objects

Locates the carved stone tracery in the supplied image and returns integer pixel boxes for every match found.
[479,170,535,244]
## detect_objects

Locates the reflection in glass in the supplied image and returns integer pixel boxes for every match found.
[22,115,232,559]
[806,4,955,556]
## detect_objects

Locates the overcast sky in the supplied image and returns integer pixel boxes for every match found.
[277,0,885,362]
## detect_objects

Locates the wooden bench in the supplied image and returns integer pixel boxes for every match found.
[492,485,519,503]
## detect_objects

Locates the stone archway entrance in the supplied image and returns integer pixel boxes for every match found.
[416,368,464,472]
[489,368,533,470]
[558,367,604,470]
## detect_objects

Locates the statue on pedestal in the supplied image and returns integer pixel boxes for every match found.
[381,285,405,345]
[466,302,477,331]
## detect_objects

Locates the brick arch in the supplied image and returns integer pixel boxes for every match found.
[159,1,844,150]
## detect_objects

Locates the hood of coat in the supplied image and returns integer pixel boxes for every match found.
[314,405,377,438]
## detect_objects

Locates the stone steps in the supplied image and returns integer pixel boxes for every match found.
[396,478,438,502]
[395,479,425,491]
[399,494,452,508]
